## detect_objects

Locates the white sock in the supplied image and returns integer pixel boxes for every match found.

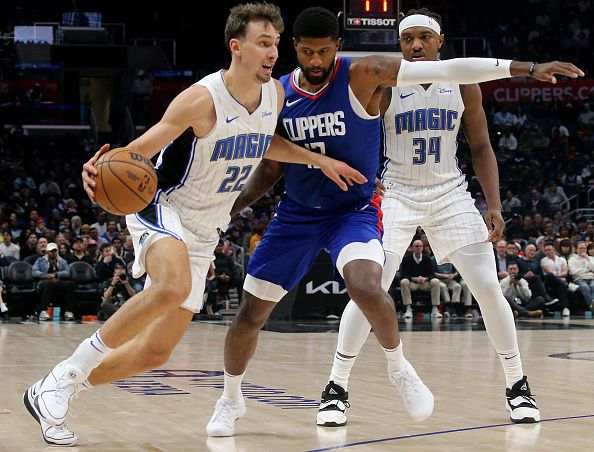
[498,350,524,389]
[384,341,406,373]
[0,302,7,312]
[223,370,244,400]
[329,353,356,390]
[65,330,112,375]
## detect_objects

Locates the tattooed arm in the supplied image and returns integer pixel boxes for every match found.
[230,159,284,217]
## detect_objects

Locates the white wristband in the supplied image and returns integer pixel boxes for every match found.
[397,58,513,87]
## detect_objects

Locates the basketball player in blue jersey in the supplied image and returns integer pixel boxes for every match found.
[206,7,583,436]
[312,8,584,426]
[21,4,368,446]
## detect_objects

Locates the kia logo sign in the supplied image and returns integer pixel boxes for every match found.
[305,281,348,295]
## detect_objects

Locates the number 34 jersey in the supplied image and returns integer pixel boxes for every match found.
[152,70,277,239]
[380,82,465,187]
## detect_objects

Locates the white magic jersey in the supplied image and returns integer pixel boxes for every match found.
[380,82,464,186]
[153,71,277,238]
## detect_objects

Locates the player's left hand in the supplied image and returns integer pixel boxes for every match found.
[484,208,505,242]
[318,158,368,191]
[531,61,584,84]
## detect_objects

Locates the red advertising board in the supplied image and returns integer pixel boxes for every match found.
[480,79,594,104]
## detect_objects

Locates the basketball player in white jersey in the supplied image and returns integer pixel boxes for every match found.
[22,4,368,446]
[316,9,550,426]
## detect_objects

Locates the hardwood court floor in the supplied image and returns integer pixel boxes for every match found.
[1,317,593,451]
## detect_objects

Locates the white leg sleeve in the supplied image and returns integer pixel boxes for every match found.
[447,242,518,353]
[397,58,512,87]
[336,251,401,356]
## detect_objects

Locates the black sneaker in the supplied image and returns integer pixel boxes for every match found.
[505,376,540,423]
[316,381,350,427]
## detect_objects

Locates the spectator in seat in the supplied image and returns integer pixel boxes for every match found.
[568,241,594,311]
[541,242,571,317]
[473,192,487,216]
[213,240,240,309]
[520,215,540,241]
[505,214,524,242]
[19,232,38,261]
[111,237,125,259]
[249,222,265,254]
[95,243,126,284]
[525,188,550,217]
[65,237,94,265]
[517,243,557,306]
[101,220,119,243]
[100,261,136,320]
[542,180,568,213]
[400,240,441,319]
[0,231,20,259]
[494,239,511,280]
[91,210,107,237]
[24,236,48,265]
[32,242,75,321]
[500,262,544,318]
[432,254,472,318]
[502,190,522,215]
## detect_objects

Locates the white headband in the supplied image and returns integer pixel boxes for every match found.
[398,14,441,36]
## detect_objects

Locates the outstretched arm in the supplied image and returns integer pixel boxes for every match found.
[230,159,284,217]
[350,56,584,90]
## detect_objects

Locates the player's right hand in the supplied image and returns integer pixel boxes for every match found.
[82,143,110,203]
[318,158,367,191]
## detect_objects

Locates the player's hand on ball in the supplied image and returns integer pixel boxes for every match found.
[532,61,584,84]
[318,157,367,192]
[485,208,505,242]
[82,143,110,203]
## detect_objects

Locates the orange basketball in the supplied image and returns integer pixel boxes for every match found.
[93,148,157,215]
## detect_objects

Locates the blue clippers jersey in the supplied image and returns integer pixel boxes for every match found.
[279,57,379,210]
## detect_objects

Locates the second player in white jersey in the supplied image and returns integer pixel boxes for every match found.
[380,81,487,263]
[319,9,546,428]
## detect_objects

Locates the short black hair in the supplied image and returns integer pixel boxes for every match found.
[402,7,442,29]
[293,7,339,41]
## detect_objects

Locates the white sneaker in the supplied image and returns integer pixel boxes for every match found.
[64,311,75,321]
[23,375,79,446]
[206,396,246,437]
[28,361,87,426]
[403,306,413,319]
[389,360,434,421]
[431,307,443,319]
[562,308,570,317]
[39,310,51,321]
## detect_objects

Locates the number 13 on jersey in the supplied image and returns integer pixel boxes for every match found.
[412,136,441,165]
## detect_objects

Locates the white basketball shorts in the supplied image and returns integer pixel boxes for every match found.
[126,203,218,313]
[382,178,488,264]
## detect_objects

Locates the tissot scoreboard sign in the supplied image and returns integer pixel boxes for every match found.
[344,0,398,30]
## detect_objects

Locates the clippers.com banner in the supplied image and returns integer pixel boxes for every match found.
[480,80,594,104]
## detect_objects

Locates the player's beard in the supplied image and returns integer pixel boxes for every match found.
[300,59,335,86]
